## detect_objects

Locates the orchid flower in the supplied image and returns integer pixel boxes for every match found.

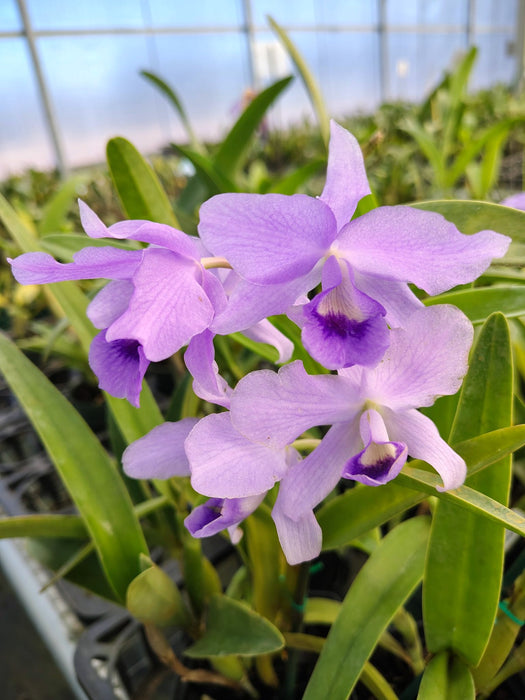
[9,202,292,407]
[184,305,473,563]
[198,121,509,370]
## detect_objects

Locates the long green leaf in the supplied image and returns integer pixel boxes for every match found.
[140,70,202,153]
[418,651,475,700]
[425,287,525,324]
[267,16,330,146]
[106,137,179,227]
[38,175,89,235]
[400,117,445,185]
[267,158,325,195]
[424,313,513,665]
[0,333,148,600]
[319,425,525,550]
[303,517,430,700]
[213,75,293,178]
[412,199,525,239]
[396,468,524,538]
[448,119,521,187]
[173,144,238,194]
[0,514,86,539]
[442,47,477,161]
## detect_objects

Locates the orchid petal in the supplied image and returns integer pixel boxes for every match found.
[106,248,214,361]
[383,407,466,491]
[338,206,510,295]
[342,409,407,486]
[300,256,389,369]
[272,494,322,565]
[9,247,142,285]
[79,200,199,257]
[353,270,423,328]
[198,193,337,284]
[277,421,361,517]
[122,418,199,479]
[241,319,294,364]
[88,330,149,407]
[201,268,228,317]
[184,330,231,409]
[185,494,264,541]
[365,306,473,410]
[230,361,360,448]
[87,280,134,329]
[320,120,371,230]
[187,412,289,498]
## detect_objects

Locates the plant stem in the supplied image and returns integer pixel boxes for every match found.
[282,561,310,699]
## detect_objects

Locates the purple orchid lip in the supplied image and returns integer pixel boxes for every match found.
[341,409,407,486]
[88,331,149,408]
[343,438,407,485]
[300,256,389,369]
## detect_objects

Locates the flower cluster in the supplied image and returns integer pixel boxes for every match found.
[9,121,511,564]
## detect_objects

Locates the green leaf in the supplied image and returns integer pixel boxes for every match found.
[400,118,445,186]
[140,70,203,153]
[285,633,400,700]
[0,191,40,252]
[396,467,525,539]
[442,47,477,161]
[0,333,148,601]
[106,137,179,227]
[411,199,525,239]
[27,538,117,601]
[267,16,330,146]
[424,287,525,324]
[38,175,89,235]
[319,482,423,551]
[244,505,282,623]
[304,597,341,625]
[0,514,86,539]
[268,158,325,195]
[229,331,280,363]
[126,563,191,628]
[213,75,293,178]
[173,143,238,194]
[319,425,525,550]
[303,517,430,700]
[424,313,513,665]
[417,652,475,700]
[185,594,284,658]
[448,119,521,187]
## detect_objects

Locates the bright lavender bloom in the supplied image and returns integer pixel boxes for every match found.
[186,305,472,563]
[9,202,228,406]
[198,121,510,370]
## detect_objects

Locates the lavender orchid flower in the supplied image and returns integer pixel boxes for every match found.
[198,121,510,370]
[9,202,292,407]
[186,305,473,563]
